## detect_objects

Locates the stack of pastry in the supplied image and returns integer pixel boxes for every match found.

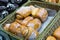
[4,22,39,40]
[4,5,48,40]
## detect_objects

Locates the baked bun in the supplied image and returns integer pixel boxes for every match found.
[32,8,48,22]
[22,16,33,26]
[53,27,60,39]
[16,6,31,18]
[25,27,39,40]
[20,25,28,36]
[37,8,48,22]
[46,0,56,3]
[27,18,41,30]
[46,36,56,40]
[32,8,40,17]
[9,22,21,34]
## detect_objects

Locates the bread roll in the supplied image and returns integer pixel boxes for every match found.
[53,27,60,39]
[20,25,28,36]
[4,24,10,31]
[32,8,48,22]
[22,16,33,26]
[9,22,21,34]
[27,18,41,30]
[18,25,39,39]
[36,8,48,22]
[46,36,56,40]
[25,27,39,40]
[16,6,31,18]
[32,8,40,17]
[47,0,56,3]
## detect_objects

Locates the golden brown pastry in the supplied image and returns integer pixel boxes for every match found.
[22,16,33,26]
[32,8,40,17]
[46,36,56,40]
[16,6,31,18]
[25,27,39,40]
[32,8,48,22]
[20,25,28,36]
[9,22,28,37]
[4,24,10,31]
[27,18,41,30]
[49,0,56,3]
[16,15,23,20]
[17,25,39,39]
[9,22,21,34]
[45,0,56,3]
[53,27,60,39]
[37,8,48,22]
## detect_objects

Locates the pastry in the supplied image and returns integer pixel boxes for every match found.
[22,16,33,26]
[27,18,41,30]
[46,0,56,3]
[32,8,40,17]
[16,6,31,18]
[46,36,56,40]
[48,0,56,3]
[36,8,48,22]
[20,25,28,36]
[53,27,60,39]
[9,22,21,34]
[32,8,48,22]
[25,27,39,40]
